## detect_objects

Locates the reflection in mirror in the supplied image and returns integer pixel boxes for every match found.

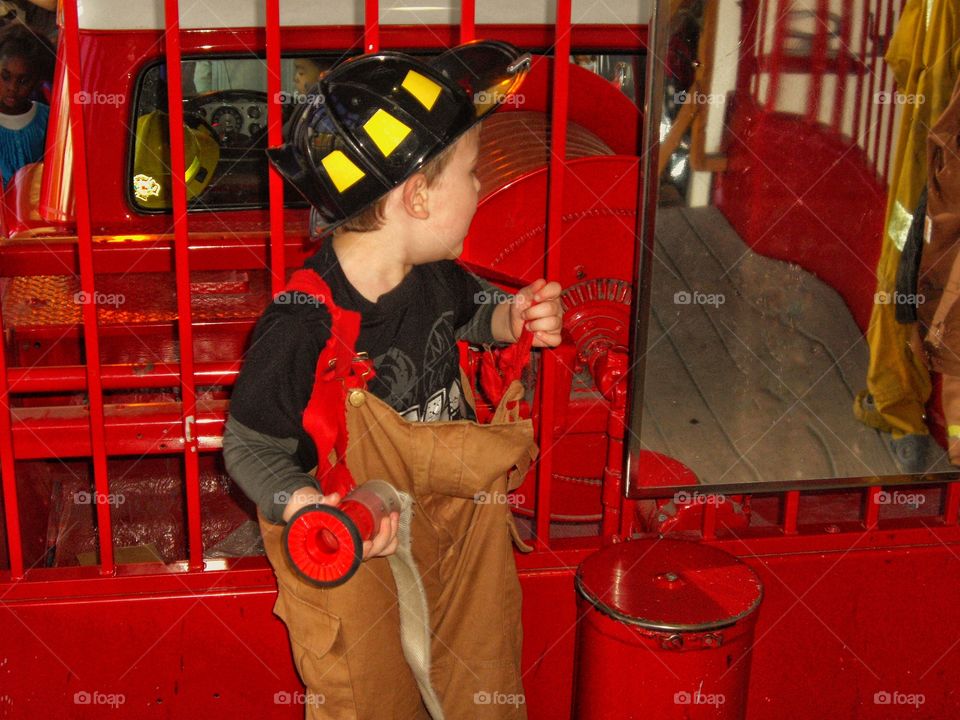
[630,0,960,495]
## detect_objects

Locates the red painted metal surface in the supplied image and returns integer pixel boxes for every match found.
[265,0,285,296]
[0,295,22,578]
[61,0,114,575]
[161,0,203,568]
[574,539,763,719]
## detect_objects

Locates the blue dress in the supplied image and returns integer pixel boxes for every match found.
[0,102,49,185]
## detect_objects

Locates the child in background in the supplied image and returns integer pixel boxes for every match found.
[292,56,328,95]
[0,23,49,185]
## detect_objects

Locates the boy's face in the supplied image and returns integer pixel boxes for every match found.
[0,55,36,114]
[294,60,323,95]
[415,129,481,262]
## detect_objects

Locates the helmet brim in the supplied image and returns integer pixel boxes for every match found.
[428,40,531,122]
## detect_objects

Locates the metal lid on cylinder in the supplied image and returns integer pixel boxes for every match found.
[575,539,763,633]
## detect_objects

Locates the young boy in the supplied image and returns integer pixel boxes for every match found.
[224,42,562,719]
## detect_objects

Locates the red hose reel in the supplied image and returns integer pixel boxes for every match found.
[282,480,402,587]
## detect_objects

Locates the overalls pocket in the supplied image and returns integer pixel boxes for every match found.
[273,583,357,718]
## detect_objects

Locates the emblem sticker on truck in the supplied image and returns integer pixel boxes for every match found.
[133,173,161,202]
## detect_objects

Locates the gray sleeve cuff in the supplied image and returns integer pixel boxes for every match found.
[222,416,318,525]
[456,274,511,346]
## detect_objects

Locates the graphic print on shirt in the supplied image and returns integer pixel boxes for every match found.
[373,311,467,422]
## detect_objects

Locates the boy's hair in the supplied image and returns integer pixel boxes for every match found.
[0,23,52,81]
[335,125,479,235]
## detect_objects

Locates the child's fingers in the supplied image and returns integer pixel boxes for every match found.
[524,314,562,334]
[531,280,562,302]
[363,512,399,559]
[522,299,563,323]
[532,330,563,347]
[321,492,341,507]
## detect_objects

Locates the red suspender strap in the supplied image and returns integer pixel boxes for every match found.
[284,269,374,498]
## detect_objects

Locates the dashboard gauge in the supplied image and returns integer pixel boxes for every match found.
[247,105,262,119]
[211,106,244,135]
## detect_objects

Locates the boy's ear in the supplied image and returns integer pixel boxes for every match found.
[400,172,430,220]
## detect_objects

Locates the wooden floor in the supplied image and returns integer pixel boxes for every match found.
[640,206,950,485]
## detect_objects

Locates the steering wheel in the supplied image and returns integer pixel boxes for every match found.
[183,89,271,152]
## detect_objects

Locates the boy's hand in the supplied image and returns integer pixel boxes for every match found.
[281,486,341,523]
[362,512,400,559]
[282,486,399,559]
[510,279,563,347]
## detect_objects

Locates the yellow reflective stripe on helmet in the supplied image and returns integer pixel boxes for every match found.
[401,70,442,111]
[321,150,366,192]
[363,109,412,157]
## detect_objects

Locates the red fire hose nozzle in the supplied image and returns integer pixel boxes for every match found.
[282,480,402,588]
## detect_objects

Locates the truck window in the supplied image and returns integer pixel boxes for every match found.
[129,55,326,212]
[128,53,638,214]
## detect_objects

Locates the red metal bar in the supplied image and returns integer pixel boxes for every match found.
[831,0,853,133]
[0,319,23,578]
[535,0,572,550]
[944,482,960,525]
[61,0,114,576]
[266,0,285,296]
[863,0,880,171]
[871,0,889,170]
[10,401,227,459]
[702,500,718,539]
[600,386,627,541]
[880,0,897,183]
[783,490,800,534]
[754,0,767,99]
[6,362,240,394]
[863,486,880,529]
[851,0,869,144]
[163,0,204,571]
[764,0,788,112]
[364,0,380,53]
[807,0,829,123]
[460,0,475,42]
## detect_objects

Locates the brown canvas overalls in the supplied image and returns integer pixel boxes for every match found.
[257,269,538,719]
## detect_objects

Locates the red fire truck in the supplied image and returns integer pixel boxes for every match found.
[1,0,958,718]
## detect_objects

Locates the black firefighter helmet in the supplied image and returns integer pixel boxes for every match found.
[267,40,531,235]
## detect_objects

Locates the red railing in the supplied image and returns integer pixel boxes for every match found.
[752,0,902,185]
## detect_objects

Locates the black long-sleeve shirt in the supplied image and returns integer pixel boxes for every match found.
[223,239,504,523]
